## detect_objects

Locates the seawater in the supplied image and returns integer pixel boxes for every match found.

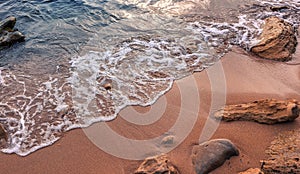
[0,0,299,156]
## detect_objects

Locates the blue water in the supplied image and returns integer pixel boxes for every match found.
[0,0,125,72]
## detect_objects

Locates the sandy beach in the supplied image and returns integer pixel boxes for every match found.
[0,34,299,174]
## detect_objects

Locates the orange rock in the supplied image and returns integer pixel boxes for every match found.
[239,168,264,174]
[261,129,300,173]
[214,99,299,124]
[103,83,112,90]
[251,16,297,61]
[135,154,179,174]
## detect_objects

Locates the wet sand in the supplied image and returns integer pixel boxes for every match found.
[0,41,299,174]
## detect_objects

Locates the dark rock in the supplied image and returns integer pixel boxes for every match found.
[214,99,299,124]
[0,16,16,32]
[191,139,239,174]
[261,129,300,174]
[0,124,7,140]
[0,30,25,46]
[251,16,297,61]
[0,16,25,47]
[239,168,264,174]
[134,154,180,174]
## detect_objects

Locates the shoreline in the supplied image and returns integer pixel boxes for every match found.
[0,40,299,173]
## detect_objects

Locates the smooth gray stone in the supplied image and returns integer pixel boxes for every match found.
[191,139,239,174]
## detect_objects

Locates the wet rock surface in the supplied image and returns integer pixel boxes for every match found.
[0,124,6,140]
[251,16,297,61]
[0,124,7,148]
[239,168,264,174]
[214,99,299,124]
[134,154,180,174]
[261,129,300,174]
[191,139,239,174]
[0,16,25,47]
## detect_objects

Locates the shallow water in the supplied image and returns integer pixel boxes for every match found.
[0,0,299,156]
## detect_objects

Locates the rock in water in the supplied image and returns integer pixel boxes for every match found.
[214,99,299,124]
[0,30,25,46]
[0,124,7,148]
[134,154,180,174]
[261,129,300,174]
[239,168,264,174]
[251,16,297,61]
[191,139,239,174]
[0,16,16,32]
[0,16,25,47]
[0,124,6,140]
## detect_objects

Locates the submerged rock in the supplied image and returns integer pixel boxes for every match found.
[0,16,25,47]
[0,124,6,140]
[0,124,7,148]
[191,139,239,174]
[103,83,112,90]
[134,154,180,174]
[239,168,264,174]
[261,129,300,174]
[251,16,297,61]
[214,99,299,124]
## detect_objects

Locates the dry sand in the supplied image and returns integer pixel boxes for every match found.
[0,41,299,174]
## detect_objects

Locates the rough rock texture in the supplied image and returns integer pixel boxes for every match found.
[191,139,239,174]
[239,168,264,174]
[214,99,299,124]
[134,154,180,174]
[0,16,25,47]
[261,129,300,174]
[251,16,297,61]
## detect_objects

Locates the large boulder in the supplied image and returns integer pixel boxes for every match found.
[134,154,180,174]
[191,139,239,174]
[214,99,299,124]
[261,129,300,173]
[251,16,297,61]
[0,16,25,47]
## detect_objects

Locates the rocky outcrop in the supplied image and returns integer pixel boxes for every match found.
[134,154,180,174]
[251,16,297,61]
[191,139,239,174]
[239,168,264,174]
[214,99,299,124]
[0,16,25,47]
[261,129,300,174]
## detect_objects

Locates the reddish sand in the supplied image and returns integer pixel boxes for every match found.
[0,43,299,173]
